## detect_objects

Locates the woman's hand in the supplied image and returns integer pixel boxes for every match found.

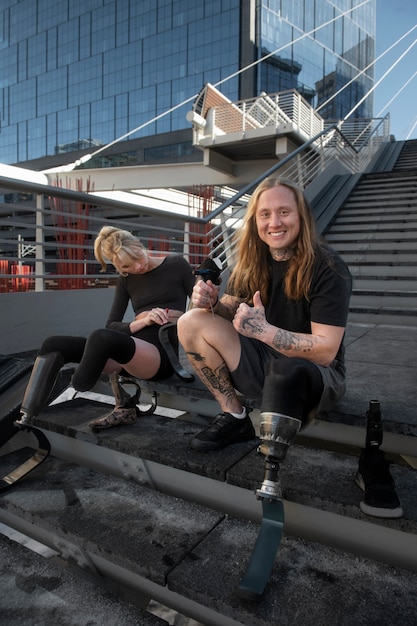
[191,279,219,310]
[145,307,171,326]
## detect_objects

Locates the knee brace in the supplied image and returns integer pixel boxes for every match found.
[72,328,136,392]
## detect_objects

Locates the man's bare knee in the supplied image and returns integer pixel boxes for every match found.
[178,309,207,343]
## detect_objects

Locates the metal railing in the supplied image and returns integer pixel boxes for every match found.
[202,89,324,143]
[0,113,390,292]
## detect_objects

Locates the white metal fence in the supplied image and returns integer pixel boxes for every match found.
[0,113,390,293]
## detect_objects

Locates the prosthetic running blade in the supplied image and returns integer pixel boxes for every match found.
[236,497,285,601]
[0,426,51,492]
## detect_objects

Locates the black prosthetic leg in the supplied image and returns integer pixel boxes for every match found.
[237,412,301,601]
[355,400,403,518]
[89,371,159,431]
[16,351,64,426]
[0,352,64,492]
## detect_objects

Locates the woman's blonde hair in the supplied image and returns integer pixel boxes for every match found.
[94,226,146,273]
[228,177,318,303]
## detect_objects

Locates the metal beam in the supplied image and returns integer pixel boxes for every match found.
[42,160,280,191]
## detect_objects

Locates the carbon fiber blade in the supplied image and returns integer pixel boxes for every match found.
[0,427,51,492]
[237,498,284,601]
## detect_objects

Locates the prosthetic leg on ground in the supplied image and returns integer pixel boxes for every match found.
[89,371,157,431]
[1,352,63,492]
[237,412,301,601]
[355,400,403,518]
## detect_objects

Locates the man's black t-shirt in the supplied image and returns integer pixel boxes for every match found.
[265,245,352,363]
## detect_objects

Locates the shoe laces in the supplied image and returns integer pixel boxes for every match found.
[209,412,240,433]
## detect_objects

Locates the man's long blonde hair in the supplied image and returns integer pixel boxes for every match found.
[94,226,146,273]
[227,177,318,304]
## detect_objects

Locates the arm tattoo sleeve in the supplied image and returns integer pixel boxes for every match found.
[272,328,314,354]
[216,299,239,321]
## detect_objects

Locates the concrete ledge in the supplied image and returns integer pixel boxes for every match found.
[2,445,417,625]
[168,517,417,626]
[0,531,168,626]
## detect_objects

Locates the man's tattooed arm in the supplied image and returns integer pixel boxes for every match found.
[214,294,242,321]
[235,305,316,356]
[272,328,314,354]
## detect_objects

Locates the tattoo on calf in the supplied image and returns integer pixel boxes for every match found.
[186,352,235,404]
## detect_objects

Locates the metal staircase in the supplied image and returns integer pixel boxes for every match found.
[324,141,417,326]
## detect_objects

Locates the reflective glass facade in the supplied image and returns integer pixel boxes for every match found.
[259,0,375,120]
[0,0,375,166]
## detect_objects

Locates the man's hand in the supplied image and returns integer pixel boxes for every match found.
[191,279,219,310]
[232,291,270,338]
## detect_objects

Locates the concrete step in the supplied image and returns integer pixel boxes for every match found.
[356,182,417,193]
[330,241,417,253]
[1,319,417,623]
[0,529,167,626]
[341,252,417,264]
[395,162,417,170]
[340,204,417,215]
[359,172,417,185]
[325,231,417,242]
[350,292,417,309]
[347,307,417,326]
[348,265,417,278]
[328,222,417,233]
[329,215,417,227]
[348,277,417,291]
[343,191,417,203]
[1,411,417,626]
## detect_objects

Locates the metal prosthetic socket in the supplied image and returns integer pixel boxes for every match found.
[237,412,302,601]
[257,412,302,500]
[16,351,64,426]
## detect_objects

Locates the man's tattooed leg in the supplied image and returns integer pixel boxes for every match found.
[186,351,237,410]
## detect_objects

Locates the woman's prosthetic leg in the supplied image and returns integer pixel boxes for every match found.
[89,371,141,431]
[16,351,64,426]
[17,335,87,426]
[2,352,64,491]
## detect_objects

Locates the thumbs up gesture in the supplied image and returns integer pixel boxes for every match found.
[233,291,268,339]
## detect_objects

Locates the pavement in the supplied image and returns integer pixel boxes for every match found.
[331,321,417,438]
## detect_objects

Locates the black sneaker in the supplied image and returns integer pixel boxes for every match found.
[190,411,256,451]
[355,448,403,519]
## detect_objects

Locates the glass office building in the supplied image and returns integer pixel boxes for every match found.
[0,0,375,167]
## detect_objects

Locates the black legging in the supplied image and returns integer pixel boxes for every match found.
[260,357,323,423]
[39,329,136,392]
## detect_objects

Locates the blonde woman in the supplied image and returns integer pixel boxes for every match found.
[20,227,194,430]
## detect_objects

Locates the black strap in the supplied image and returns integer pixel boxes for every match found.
[0,427,51,492]
[236,498,285,601]
[158,323,194,382]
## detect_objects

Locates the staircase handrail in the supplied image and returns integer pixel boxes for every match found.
[0,115,390,290]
